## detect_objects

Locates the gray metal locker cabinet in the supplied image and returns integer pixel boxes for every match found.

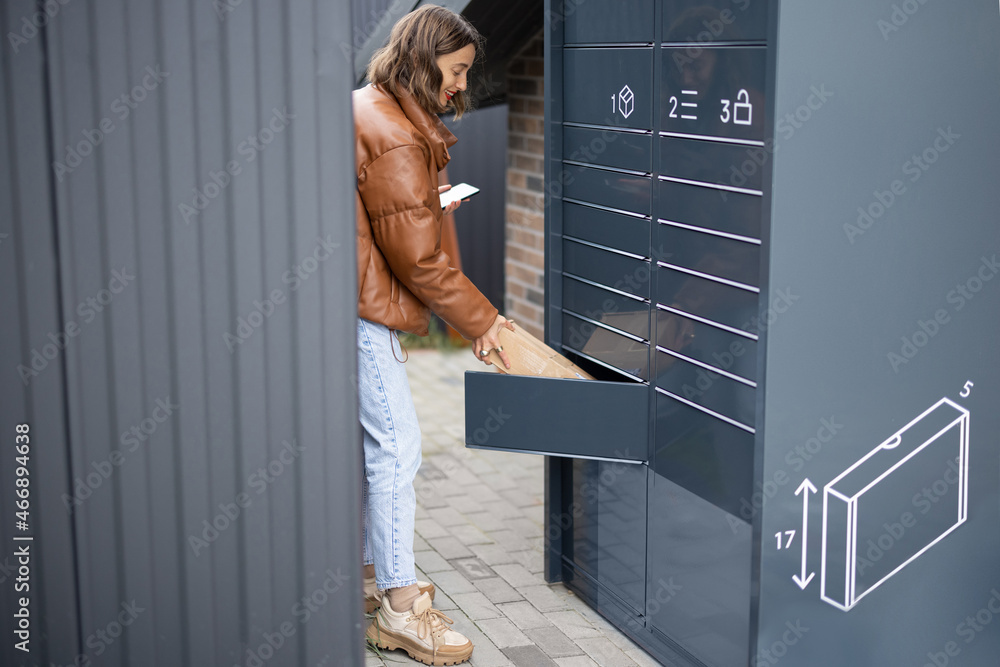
[466,0,1000,665]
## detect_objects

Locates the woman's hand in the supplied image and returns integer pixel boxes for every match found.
[473,314,515,369]
[439,184,465,216]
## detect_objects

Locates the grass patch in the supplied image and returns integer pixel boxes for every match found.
[397,317,469,352]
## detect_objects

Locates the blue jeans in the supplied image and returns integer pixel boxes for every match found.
[358,318,420,590]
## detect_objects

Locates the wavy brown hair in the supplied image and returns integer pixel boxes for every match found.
[366,5,482,119]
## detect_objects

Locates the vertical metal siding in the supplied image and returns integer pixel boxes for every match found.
[0,1,83,665]
[1,0,362,665]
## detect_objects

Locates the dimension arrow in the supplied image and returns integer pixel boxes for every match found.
[792,478,817,590]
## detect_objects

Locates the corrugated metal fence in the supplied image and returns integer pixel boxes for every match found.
[0,0,363,665]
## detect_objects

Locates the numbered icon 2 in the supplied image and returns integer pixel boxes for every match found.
[734,89,753,126]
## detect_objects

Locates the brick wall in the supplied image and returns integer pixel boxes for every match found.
[504,32,546,340]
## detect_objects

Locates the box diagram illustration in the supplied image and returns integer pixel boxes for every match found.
[820,398,970,611]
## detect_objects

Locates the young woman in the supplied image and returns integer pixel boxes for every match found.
[354,5,512,664]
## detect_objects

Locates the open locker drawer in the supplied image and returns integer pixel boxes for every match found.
[464,371,648,463]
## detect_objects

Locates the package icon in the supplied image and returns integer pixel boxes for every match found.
[618,85,634,119]
[820,398,969,611]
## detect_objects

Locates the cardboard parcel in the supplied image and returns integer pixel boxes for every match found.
[486,324,594,380]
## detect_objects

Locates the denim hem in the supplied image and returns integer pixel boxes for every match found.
[376,577,418,591]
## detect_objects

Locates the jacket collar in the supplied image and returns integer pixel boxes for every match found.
[391,86,457,171]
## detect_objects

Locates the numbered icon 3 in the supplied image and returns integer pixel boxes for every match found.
[734,89,753,126]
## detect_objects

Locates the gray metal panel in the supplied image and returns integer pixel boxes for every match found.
[564,0,655,44]
[158,0,215,659]
[124,1,185,662]
[563,201,651,258]
[317,0,367,660]
[0,1,82,665]
[756,0,1000,664]
[46,2,125,663]
[465,372,648,461]
[0,0,362,664]
[563,48,654,131]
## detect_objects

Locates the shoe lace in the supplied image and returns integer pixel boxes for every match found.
[408,606,454,649]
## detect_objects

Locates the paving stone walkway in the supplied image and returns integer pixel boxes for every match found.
[364,350,661,667]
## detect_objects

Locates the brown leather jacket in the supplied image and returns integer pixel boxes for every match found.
[354,83,498,339]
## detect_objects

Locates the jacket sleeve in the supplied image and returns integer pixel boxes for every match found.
[358,144,499,339]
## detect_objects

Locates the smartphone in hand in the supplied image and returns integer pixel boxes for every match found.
[439,183,480,209]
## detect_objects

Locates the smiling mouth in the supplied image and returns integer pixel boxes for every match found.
[445,91,455,101]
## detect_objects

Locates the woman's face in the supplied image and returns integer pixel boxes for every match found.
[436,44,475,108]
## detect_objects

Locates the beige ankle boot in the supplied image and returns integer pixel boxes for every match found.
[365,591,473,665]
[363,576,436,614]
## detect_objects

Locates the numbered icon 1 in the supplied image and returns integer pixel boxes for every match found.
[734,89,753,126]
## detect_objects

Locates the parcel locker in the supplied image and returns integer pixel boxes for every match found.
[466,1,1000,665]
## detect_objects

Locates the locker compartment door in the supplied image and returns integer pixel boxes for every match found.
[464,372,648,463]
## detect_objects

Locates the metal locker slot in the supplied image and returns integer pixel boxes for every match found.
[563,459,648,615]
[654,306,758,383]
[660,137,765,192]
[563,200,651,258]
[564,238,651,300]
[662,0,770,44]
[657,264,760,336]
[563,311,651,381]
[646,466,753,667]
[564,163,652,216]
[654,347,755,432]
[658,177,762,239]
[564,0,655,45]
[464,372,648,462]
[656,220,761,288]
[660,46,767,143]
[563,48,654,131]
[563,276,651,341]
[563,125,653,173]
[652,391,755,520]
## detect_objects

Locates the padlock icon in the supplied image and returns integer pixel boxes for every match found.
[734,89,752,126]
